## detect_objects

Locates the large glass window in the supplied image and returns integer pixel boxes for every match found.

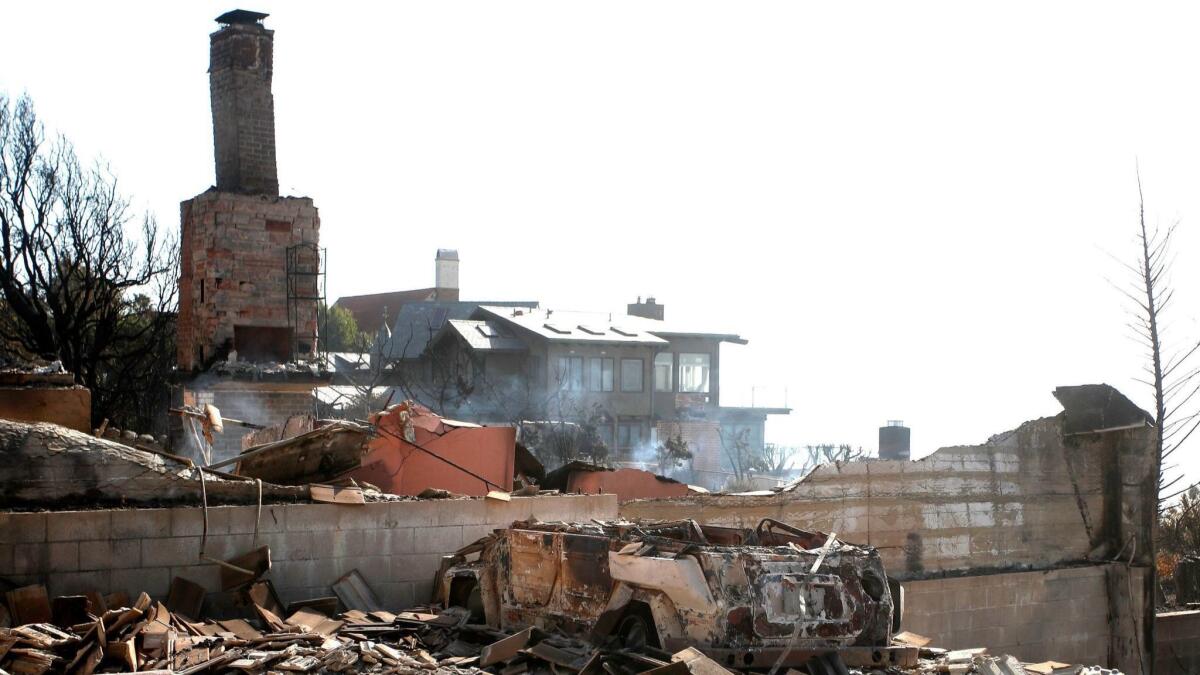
[588,357,614,392]
[654,352,673,392]
[678,353,710,393]
[618,421,643,449]
[555,356,584,391]
[620,358,644,392]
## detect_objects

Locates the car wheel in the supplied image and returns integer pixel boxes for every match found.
[616,614,652,651]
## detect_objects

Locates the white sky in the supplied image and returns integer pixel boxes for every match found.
[5,1,1200,486]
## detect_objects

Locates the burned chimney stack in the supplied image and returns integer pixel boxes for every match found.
[209,10,278,195]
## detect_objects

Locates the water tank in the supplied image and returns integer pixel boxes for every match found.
[878,420,910,460]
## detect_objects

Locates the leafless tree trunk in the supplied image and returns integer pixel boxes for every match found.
[1118,172,1200,675]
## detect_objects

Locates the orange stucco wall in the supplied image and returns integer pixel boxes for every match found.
[566,468,689,503]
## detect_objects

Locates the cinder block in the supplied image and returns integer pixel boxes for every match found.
[111,567,170,601]
[390,554,443,584]
[412,526,463,554]
[437,500,488,526]
[13,543,47,576]
[335,503,392,531]
[375,581,414,610]
[361,528,414,556]
[285,504,342,532]
[0,512,47,543]
[79,539,141,571]
[47,511,110,542]
[47,570,111,597]
[270,558,340,591]
[111,509,170,539]
[142,536,204,568]
[196,533,257,561]
[226,505,285,535]
[170,508,207,537]
[48,541,79,572]
[412,579,435,604]
[327,530,365,559]
[264,532,316,561]
[388,502,440,528]
[462,524,497,544]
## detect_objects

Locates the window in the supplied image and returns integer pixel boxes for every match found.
[679,353,711,393]
[654,352,673,392]
[596,424,614,449]
[588,357,614,392]
[618,421,643,449]
[620,358,644,392]
[555,356,584,391]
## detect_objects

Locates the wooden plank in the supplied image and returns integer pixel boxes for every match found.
[481,627,533,667]
[215,619,261,640]
[220,546,271,591]
[309,484,365,504]
[331,570,382,612]
[5,585,51,625]
[105,639,138,672]
[486,490,512,502]
[166,577,207,621]
[285,597,339,617]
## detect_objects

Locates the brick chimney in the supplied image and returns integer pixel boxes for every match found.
[210,10,278,195]
[435,249,460,301]
[627,296,664,321]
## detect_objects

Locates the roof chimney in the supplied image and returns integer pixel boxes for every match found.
[627,296,664,321]
[209,10,279,195]
[435,249,460,301]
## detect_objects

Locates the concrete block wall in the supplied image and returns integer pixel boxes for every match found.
[901,565,1140,666]
[0,494,617,611]
[1157,610,1200,675]
[621,417,1155,579]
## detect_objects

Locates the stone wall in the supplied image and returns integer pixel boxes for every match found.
[178,191,320,371]
[0,495,617,611]
[902,565,1143,671]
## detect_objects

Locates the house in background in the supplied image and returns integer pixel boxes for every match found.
[329,254,787,490]
[333,249,462,333]
[423,298,789,489]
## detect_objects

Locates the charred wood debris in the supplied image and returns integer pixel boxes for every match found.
[0,538,1109,675]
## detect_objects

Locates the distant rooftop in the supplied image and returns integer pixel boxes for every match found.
[476,306,746,345]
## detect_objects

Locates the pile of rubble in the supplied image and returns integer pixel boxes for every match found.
[0,590,1119,675]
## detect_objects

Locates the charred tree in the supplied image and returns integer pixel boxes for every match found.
[0,94,178,431]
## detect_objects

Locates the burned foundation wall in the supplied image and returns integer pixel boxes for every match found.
[622,414,1155,578]
[1,495,617,611]
[621,388,1156,673]
[903,564,1144,671]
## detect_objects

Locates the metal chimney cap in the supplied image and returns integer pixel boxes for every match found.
[436,248,460,261]
[216,9,269,25]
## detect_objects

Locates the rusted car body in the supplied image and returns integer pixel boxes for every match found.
[441,519,907,670]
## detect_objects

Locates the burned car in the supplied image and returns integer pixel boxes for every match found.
[440,519,907,671]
